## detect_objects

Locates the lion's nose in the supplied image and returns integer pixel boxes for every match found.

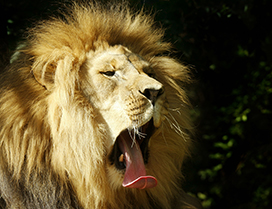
[141,86,164,105]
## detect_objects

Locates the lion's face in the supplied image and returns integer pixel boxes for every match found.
[80,45,167,189]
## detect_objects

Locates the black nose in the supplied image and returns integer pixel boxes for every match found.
[141,87,164,104]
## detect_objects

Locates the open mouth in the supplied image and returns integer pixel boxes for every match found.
[108,118,158,189]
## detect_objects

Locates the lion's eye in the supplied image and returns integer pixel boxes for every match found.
[101,71,115,77]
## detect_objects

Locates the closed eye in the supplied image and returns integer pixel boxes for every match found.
[101,71,115,77]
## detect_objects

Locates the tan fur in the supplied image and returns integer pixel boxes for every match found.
[0,1,200,209]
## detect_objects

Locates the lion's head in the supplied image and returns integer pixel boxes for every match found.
[0,2,198,209]
[83,45,166,189]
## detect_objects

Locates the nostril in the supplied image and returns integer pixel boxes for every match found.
[141,87,164,104]
[157,87,164,97]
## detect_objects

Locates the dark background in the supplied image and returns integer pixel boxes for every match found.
[1,0,271,208]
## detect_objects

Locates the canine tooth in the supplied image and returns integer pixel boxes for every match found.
[119,154,124,162]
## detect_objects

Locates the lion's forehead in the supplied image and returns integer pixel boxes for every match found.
[89,45,151,74]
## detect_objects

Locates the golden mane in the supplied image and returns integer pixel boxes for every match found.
[0,1,198,209]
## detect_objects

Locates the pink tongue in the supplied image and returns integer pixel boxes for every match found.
[118,134,157,189]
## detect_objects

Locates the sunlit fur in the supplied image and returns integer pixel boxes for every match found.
[0,1,198,209]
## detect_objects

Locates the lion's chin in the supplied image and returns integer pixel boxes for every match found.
[108,118,157,189]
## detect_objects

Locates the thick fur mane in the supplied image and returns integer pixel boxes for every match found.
[0,2,197,209]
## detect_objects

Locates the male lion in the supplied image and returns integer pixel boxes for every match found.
[0,1,201,209]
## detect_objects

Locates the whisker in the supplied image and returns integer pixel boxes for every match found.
[127,120,149,149]
[161,121,168,146]
[168,107,181,112]
[127,128,136,147]
[138,132,147,138]
[168,107,182,115]
[165,113,187,142]
[169,112,182,133]
[132,127,136,148]
[135,126,147,139]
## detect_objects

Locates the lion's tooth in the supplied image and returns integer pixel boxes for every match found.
[119,154,124,162]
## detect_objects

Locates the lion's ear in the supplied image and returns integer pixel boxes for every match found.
[32,61,55,90]
[32,53,82,90]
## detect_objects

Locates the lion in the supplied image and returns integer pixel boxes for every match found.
[0,1,201,209]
